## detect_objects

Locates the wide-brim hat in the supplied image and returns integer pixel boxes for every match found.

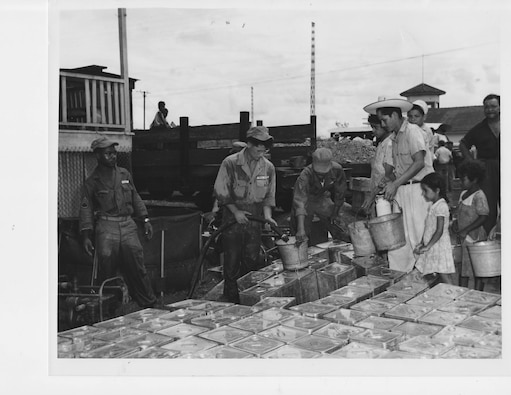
[363,98,413,115]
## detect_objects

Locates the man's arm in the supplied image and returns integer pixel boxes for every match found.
[383,150,425,201]
[79,183,95,256]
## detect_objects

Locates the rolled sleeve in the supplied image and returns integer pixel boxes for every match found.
[408,127,427,156]
[262,164,276,207]
[214,159,234,206]
[292,170,310,216]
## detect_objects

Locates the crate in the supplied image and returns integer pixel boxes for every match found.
[281,268,320,304]
[316,263,357,298]
[351,255,387,277]
[236,271,274,292]
[366,265,406,285]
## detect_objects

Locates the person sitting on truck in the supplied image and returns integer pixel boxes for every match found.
[213,126,278,303]
[150,101,175,130]
[361,114,395,216]
[291,147,348,245]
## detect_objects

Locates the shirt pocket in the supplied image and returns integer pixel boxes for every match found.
[94,189,115,212]
[121,182,133,205]
[254,175,269,200]
[234,179,248,199]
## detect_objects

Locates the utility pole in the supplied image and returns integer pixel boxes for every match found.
[138,90,150,129]
[118,8,130,133]
[251,86,254,126]
[310,21,316,117]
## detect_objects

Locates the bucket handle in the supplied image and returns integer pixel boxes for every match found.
[390,199,402,214]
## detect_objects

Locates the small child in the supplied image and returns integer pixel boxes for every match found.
[452,160,489,290]
[414,172,455,284]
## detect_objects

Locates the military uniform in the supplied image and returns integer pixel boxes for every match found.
[291,161,347,243]
[79,144,156,307]
[214,130,276,303]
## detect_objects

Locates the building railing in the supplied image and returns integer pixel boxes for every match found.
[59,71,127,130]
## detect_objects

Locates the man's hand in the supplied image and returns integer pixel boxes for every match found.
[361,196,374,212]
[383,181,399,201]
[233,210,250,225]
[144,222,153,240]
[83,237,94,256]
[265,217,278,228]
[295,229,308,244]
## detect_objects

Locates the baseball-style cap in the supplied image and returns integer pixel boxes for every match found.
[91,136,119,151]
[412,100,429,115]
[246,126,273,142]
[312,147,333,173]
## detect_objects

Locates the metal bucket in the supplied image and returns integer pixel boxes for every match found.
[367,212,406,251]
[467,241,501,277]
[276,236,309,271]
[347,220,376,257]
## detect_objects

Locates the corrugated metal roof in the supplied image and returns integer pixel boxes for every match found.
[427,106,485,134]
[400,83,446,96]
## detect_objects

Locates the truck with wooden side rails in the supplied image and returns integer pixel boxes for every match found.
[131,112,319,212]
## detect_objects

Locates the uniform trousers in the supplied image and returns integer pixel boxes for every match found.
[95,218,156,307]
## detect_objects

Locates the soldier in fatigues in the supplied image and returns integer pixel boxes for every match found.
[79,136,157,307]
[213,126,277,303]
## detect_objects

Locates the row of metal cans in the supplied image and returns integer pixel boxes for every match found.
[57,289,501,358]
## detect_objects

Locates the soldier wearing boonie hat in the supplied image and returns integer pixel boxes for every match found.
[291,147,348,245]
[78,136,157,307]
[213,125,277,303]
[363,97,434,273]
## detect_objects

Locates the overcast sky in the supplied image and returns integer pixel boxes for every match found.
[57,1,503,137]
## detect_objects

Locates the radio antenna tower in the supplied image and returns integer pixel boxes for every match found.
[310,21,316,116]
[251,86,254,126]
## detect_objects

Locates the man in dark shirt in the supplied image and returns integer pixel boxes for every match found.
[460,94,500,233]
[79,136,156,307]
[291,147,347,244]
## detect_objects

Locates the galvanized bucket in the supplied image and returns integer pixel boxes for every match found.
[347,217,376,257]
[276,236,309,271]
[467,241,501,277]
[367,202,406,252]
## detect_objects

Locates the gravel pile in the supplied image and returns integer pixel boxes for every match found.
[318,137,376,164]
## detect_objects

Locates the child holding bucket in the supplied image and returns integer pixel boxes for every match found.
[414,172,456,284]
[451,160,489,290]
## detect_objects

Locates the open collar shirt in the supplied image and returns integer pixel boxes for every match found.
[214,148,276,208]
[386,119,434,181]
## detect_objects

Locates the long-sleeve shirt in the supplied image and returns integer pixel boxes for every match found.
[292,162,347,217]
[213,148,276,208]
[79,166,148,232]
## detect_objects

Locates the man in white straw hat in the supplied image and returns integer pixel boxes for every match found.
[363,97,434,273]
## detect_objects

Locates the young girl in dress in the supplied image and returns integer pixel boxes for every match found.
[452,160,489,290]
[414,172,455,284]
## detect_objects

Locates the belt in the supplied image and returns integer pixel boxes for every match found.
[97,215,131,222]
[406,180,421,185]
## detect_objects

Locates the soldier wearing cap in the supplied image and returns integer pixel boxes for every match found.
[363,98,434,273]
[213,126,278,303]
[79,136,156,307]
[291,147,347,244]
